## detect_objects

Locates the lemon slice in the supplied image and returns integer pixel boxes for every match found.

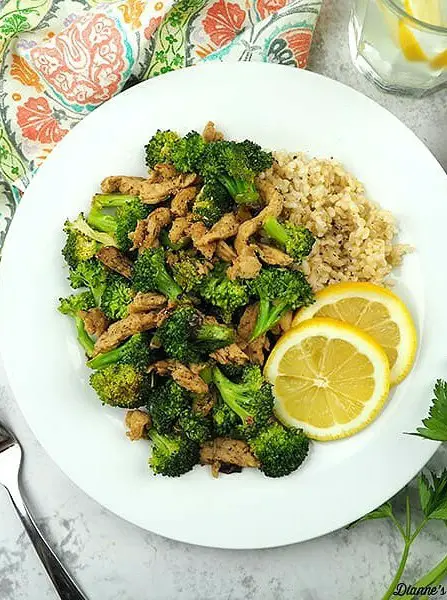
[399,0,446,65]
[404,0,444,27]
[293,282,417,386]
[264,318,390,441]
[398,21,428,62]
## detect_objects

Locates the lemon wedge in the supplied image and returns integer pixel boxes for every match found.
[293,282,417,386]
[264,318,390,441]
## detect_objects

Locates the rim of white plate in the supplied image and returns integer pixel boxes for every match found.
[0,62,445,549]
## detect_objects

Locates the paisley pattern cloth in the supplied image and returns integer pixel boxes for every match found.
[0,0,321,248]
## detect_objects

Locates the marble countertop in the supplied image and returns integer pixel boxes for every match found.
[1,1,446,599]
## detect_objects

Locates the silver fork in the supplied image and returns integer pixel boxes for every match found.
[0,421,88,600]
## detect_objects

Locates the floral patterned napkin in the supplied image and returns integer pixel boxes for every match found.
[0,0,322,247]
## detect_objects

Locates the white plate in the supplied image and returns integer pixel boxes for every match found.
[1,63,446,549]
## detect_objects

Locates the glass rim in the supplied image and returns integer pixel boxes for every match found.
[383,0,447,34]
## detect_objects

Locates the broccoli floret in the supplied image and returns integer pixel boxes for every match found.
[58,292,95,356]
[68,258,108,306]
[236,140,274,174]
[62,227,98,269]
[87,333,153,371]
[147,380,191,433]
[100,272,135,321]
[199,140,273,205]
[200,261,249,322]
[90,364,149,408]
[132,248,182,300]
[217,363,246,381]
[212,366,273,437]
[249,422,310,478]
[212,399,241,438]
[192,179,233,226]
[170,251,208,294]
[200,141,258,205]
[62,214,116,268]
[147,429,199,477]
[115,202,151,253]
[171,131,207,173]
[87,194,151,253]
[157,306,235,363]
[145,129,181,169]
[177,411,212,444]
[263,217,315,262]
[247,267,314,340]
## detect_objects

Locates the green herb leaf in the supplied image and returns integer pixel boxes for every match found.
[418,470,447,521]
[413,380,447,441]
[347,502,394,528]
[418,472,432,516]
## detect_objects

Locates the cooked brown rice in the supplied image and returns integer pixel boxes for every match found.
[259,151,409,291]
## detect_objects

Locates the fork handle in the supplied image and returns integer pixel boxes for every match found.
[6,481,88,600]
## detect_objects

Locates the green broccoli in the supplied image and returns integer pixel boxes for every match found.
[100,272,135,321]
[145,130,181,169]
[170,131,206,173]
[212,366,274,437]
[249,422,310,478]
[170,251,209,294]
[87,333,153,371]
[263,217,315,262]
[62,214,116,268]
[192,179,233,227]
[157,306,235,363]
[199,140,273,205]
[147,429,199,477]
[212,398,241,438]
[147,380,191,433]
[90,364,149,408]
[68,258,108,306]
[247,267,314,340]
[62,226,98,270]
[58,292,96,356]
[200,261,249,322]
[132,247,182,300]
[236,140,274,174]
[87,194,151,253]
[145,129,207,173]
[159,229,189,251]
[177,411,212,444]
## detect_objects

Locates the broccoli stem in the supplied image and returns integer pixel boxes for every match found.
[263,217,288,246]
[86,346,122,370]
[87,194,139,234]
[250,298,289,341]
[219,175,259,205]
[93,194,138,207]
[199,365,213,384]
[70,214,117,248]
[87,208,117,234]
[158,272,182,301]
[159,228,189,251]
[148,428,174,452]
[212,368,252,423]
[74,316,95,357]
[196,324,234,346]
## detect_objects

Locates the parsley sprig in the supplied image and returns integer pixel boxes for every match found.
[413,380,447,442]
[351,470,447,600]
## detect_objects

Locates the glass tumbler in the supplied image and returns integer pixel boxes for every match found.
[349,0,447,97]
